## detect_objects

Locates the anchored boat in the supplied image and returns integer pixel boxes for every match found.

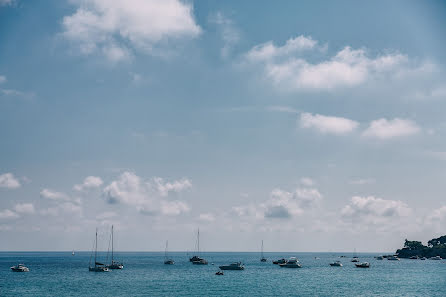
[106,225,124,269]
[10,264,29,272]
[89,229,110,272]
[219,262,245,270]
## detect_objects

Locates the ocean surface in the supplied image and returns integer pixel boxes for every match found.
[1,252,445,296]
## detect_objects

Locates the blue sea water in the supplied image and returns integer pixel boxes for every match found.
[1,252,445,296]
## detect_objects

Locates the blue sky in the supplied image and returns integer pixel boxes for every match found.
[1,0,446,252]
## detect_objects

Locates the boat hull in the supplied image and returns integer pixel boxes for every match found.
[89,267,110,272]
[279,264,302,268]
[219,266,244,270]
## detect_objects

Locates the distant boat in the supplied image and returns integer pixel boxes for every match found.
[72,250,75,256]
[164,240,174,265]
[10,264,29,272]
[279,257,302,268]
[273,258,286,264]
[355,262,370,268]
[89,228,110,272]
[219,262,245,270]
[387,255,400,261]
[375,256,384,260]
[351,248,359,262]
[215,271,224,275]
[429,256,442,260]
[409,255,419,259]
[329,261,343,267]
[260,240,267,262]
[106,225,123,269]
[420,257,427,260]
[190,228,208,265]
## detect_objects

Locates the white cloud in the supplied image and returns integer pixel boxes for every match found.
[153,177,192,197]
[300,177,314,186]
[0,209,19,219]
[0,173,21,189]
[263,187,322,219]
[246,35,317,62]
[198,213,215,222]
[244,36,426,91]
[40,188,70,201]
[209,12,240,58]
[266,105,299,113]
[0,75,6,83]
[426,206,446,222]
[299,112,359,134]
[14,203,35,214]
[103,171,191,216]
[362,118,420,140]
[62,0,201,61]
[341,196,411,219]
[74,176,103,191]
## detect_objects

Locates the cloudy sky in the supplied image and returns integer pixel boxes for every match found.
[1,0,446,252]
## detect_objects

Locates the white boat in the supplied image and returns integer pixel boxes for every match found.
[272,258,286,264]
[355,262,370,268]
[387,255,400,261]
[329,260,343,267]
[219,262,245,270]
[190,228,208,265]
[429,256,442,260]
[164,240,174,265]
[106,225,124,269]
[420,257,427,260]
[89,228,110,272]
[10,264,29,272]
[260,240,267,262]
[279,257,302,268]
[351,257,359,263]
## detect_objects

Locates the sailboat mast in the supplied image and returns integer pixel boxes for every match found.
[165,240,168,260]
[95,228,98,267]
[197,228,200,255]
[261,240,264,258]
[111,225,114,263]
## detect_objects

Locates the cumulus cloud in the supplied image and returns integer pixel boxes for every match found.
[244,35,427,92]
[62,0,201,61]
[14,203,35,214]
[263,187,322,219]
[245,35,318,61]
[362,118,420,140]
[299,112,359,134]
[341,196,411,220]
[0,209,19,219]
[74,176,103,191]
[209,12,240,58]
[103,171,191,216]
[300,177,314,186]
[0,173,21,189]
[0,75,6,83]
[40,189,70,201]
[198,213,215,222]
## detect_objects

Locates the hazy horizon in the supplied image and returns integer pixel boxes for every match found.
[1,0,446,253]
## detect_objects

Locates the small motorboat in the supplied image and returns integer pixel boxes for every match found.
[192,258,208,265]
[215,271,224,275]
[420,257,427,260]
[375,256,384,260]
[219,262,244,270]
[351,257,359,263]
[329,261,343,267]
[409,256,419,259]
[355,262,370,268]
[429,256,442,260]
[10,264,29,272]
[279,257,302,268]
[387,255,400,261]
[164,259,175,265]
[272,258,286,264]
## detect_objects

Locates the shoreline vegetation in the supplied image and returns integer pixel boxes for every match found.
[396,235,446,258]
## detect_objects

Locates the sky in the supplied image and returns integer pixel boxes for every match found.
[1,0,446,252]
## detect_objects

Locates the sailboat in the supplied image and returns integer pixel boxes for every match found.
[351,248,359,262]
[164,240,174,265]
[106,225,124,269]
[72,250,75,256]
[260,240,267,262]
[89,228,110,272]
[190,228,208,265]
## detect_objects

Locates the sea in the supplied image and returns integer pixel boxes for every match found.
[1,252,445,296]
